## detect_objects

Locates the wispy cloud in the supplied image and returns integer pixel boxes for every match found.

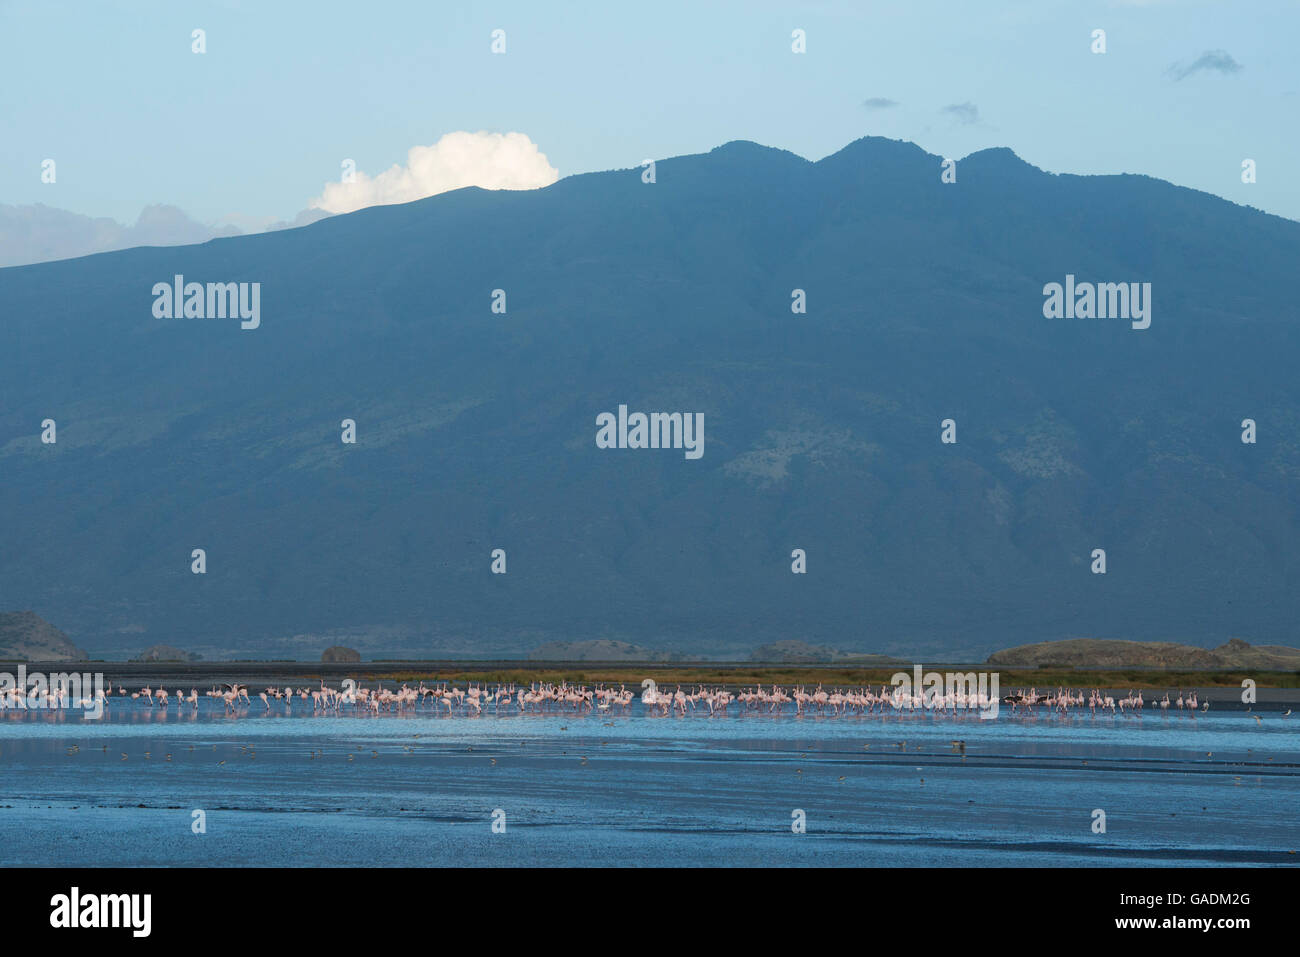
[1167,49,1243,81]
[862,97,899,110]
[940,102,980,125]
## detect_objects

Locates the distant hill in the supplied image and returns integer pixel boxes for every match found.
[4,136,1300,659]
[527,640,694,662]
[321,645,361,663]
[750,640,842,662]
[0,203,241,269]
[748,639,900,664]
[0,202,332,269]
[988,637,1300,670]
[129,644,201,662]
[0,611,86,661]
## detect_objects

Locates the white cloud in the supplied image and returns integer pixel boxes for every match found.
[310,131,559,215]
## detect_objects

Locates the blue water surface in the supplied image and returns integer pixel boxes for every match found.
[1,701,1296,866]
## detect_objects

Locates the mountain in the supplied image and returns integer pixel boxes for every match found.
[988,637,1300,670]
[0,203,332,269]
[129,644,202,662]
[749,640,845,663]
[527,639,692,662]
[0,203,241,268]
[0,612,87,661]
[2,136,1300,660]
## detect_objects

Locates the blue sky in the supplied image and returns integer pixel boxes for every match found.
[2,0,1295,225]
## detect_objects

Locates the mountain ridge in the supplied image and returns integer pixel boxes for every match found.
[2,136,1299,660]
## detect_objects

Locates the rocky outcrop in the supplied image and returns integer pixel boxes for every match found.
[0,611,87,660]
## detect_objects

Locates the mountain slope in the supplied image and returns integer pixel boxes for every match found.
[2,137,1299,659]
[988,638,1300,670]
[0,612,87,661]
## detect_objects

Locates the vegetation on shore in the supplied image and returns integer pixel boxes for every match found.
[327,664,1300,689]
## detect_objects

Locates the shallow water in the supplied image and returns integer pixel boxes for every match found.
[2,702,1297,866]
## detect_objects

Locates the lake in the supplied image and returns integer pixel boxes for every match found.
[1,700,1296,866]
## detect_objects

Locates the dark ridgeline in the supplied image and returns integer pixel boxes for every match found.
[2,137,1298,660]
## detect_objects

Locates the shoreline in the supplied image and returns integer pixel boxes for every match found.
[5,659,1299,703]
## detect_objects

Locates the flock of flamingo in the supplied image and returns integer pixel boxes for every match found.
[0,679,1222,720]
